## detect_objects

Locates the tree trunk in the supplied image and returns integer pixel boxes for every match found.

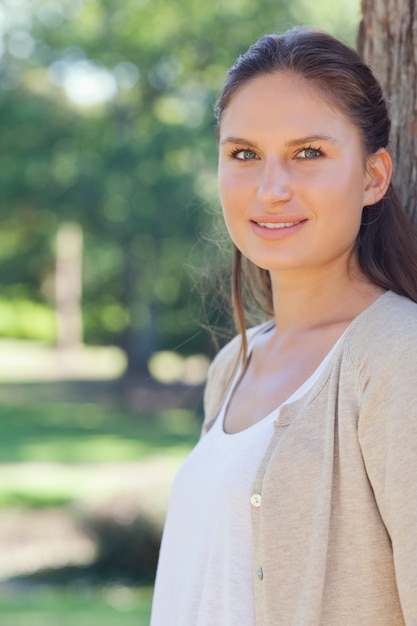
[55,222,83,350]
[357,0,417,220]
[120,244,157,379]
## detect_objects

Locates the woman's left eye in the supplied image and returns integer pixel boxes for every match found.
[297,147,322,159]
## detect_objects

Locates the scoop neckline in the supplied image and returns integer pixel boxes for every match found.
[219,290,391,436]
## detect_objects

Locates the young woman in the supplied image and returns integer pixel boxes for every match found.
[150,27,417,625]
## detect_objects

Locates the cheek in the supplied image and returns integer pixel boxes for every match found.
[317,163,367,209]
[217,162,229,200]
[218,168,242,209]
[218,178,245,240]
[219,163,255,199]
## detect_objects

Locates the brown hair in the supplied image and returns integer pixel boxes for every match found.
[215,26,417,359]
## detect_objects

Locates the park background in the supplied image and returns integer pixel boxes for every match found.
[0,0,360,623]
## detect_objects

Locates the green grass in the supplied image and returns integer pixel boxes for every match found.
[0,402,200,464]
[0,381,198,621]
[0,399,200,507]
[0,490,72,509]
[0,585,153,625]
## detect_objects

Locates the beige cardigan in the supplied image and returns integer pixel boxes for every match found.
[202,291,417,625]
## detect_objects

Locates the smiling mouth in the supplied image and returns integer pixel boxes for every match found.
[256,220,304,229]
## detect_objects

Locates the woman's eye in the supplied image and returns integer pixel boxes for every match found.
[233,149,257,160]
[298,147,322,159]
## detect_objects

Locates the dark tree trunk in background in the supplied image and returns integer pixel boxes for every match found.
[358,0,417,220]
[120,245,157,379]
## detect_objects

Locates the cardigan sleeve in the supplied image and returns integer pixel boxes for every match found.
[354,315,417,625]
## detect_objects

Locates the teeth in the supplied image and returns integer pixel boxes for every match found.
[258,221,300,229]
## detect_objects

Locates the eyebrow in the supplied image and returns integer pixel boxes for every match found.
[286,134,337,147]
[220,134,337,147]
[220,136,259,148]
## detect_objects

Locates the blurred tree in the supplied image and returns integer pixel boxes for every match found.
[0,0,360,374]
[358,0,417,219]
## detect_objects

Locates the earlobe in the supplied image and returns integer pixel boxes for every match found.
[363,148,392,206]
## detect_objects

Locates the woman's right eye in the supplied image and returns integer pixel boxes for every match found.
[231,149,257,160]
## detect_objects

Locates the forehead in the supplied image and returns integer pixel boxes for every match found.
[219,71,357,142]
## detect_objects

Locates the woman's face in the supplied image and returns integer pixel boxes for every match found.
[217,71,379,277]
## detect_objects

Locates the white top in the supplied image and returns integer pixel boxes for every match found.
[150,326,345,626]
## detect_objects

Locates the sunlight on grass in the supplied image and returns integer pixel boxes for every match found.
[0,455,189,506]
[14,436,159,464]
[0,340,127,381]
[0,400,199,507]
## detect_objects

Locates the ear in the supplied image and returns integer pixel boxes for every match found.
[363,148,392,206]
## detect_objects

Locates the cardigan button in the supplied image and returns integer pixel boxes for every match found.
[250,493,262,507]
[257,566,263,580]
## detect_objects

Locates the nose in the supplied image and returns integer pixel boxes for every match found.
[256,158,292,204]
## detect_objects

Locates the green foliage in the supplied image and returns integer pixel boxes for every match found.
[0,299,56,341]
[0,0,360,365]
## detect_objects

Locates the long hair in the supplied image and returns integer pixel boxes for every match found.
[215,27,417,359]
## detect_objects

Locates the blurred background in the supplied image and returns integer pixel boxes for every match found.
[0,0,359,623]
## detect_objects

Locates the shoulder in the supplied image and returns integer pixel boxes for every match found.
[201,321,270,435]
[346,290,417,374]
[348,291,417,347]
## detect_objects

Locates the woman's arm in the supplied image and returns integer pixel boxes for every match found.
[356,320,417,624]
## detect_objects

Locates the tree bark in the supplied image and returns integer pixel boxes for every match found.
[358,0,417,220]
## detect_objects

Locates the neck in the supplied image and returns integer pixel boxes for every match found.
[268,262,384,336]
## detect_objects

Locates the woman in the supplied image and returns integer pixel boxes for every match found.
[150,27,417,625]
